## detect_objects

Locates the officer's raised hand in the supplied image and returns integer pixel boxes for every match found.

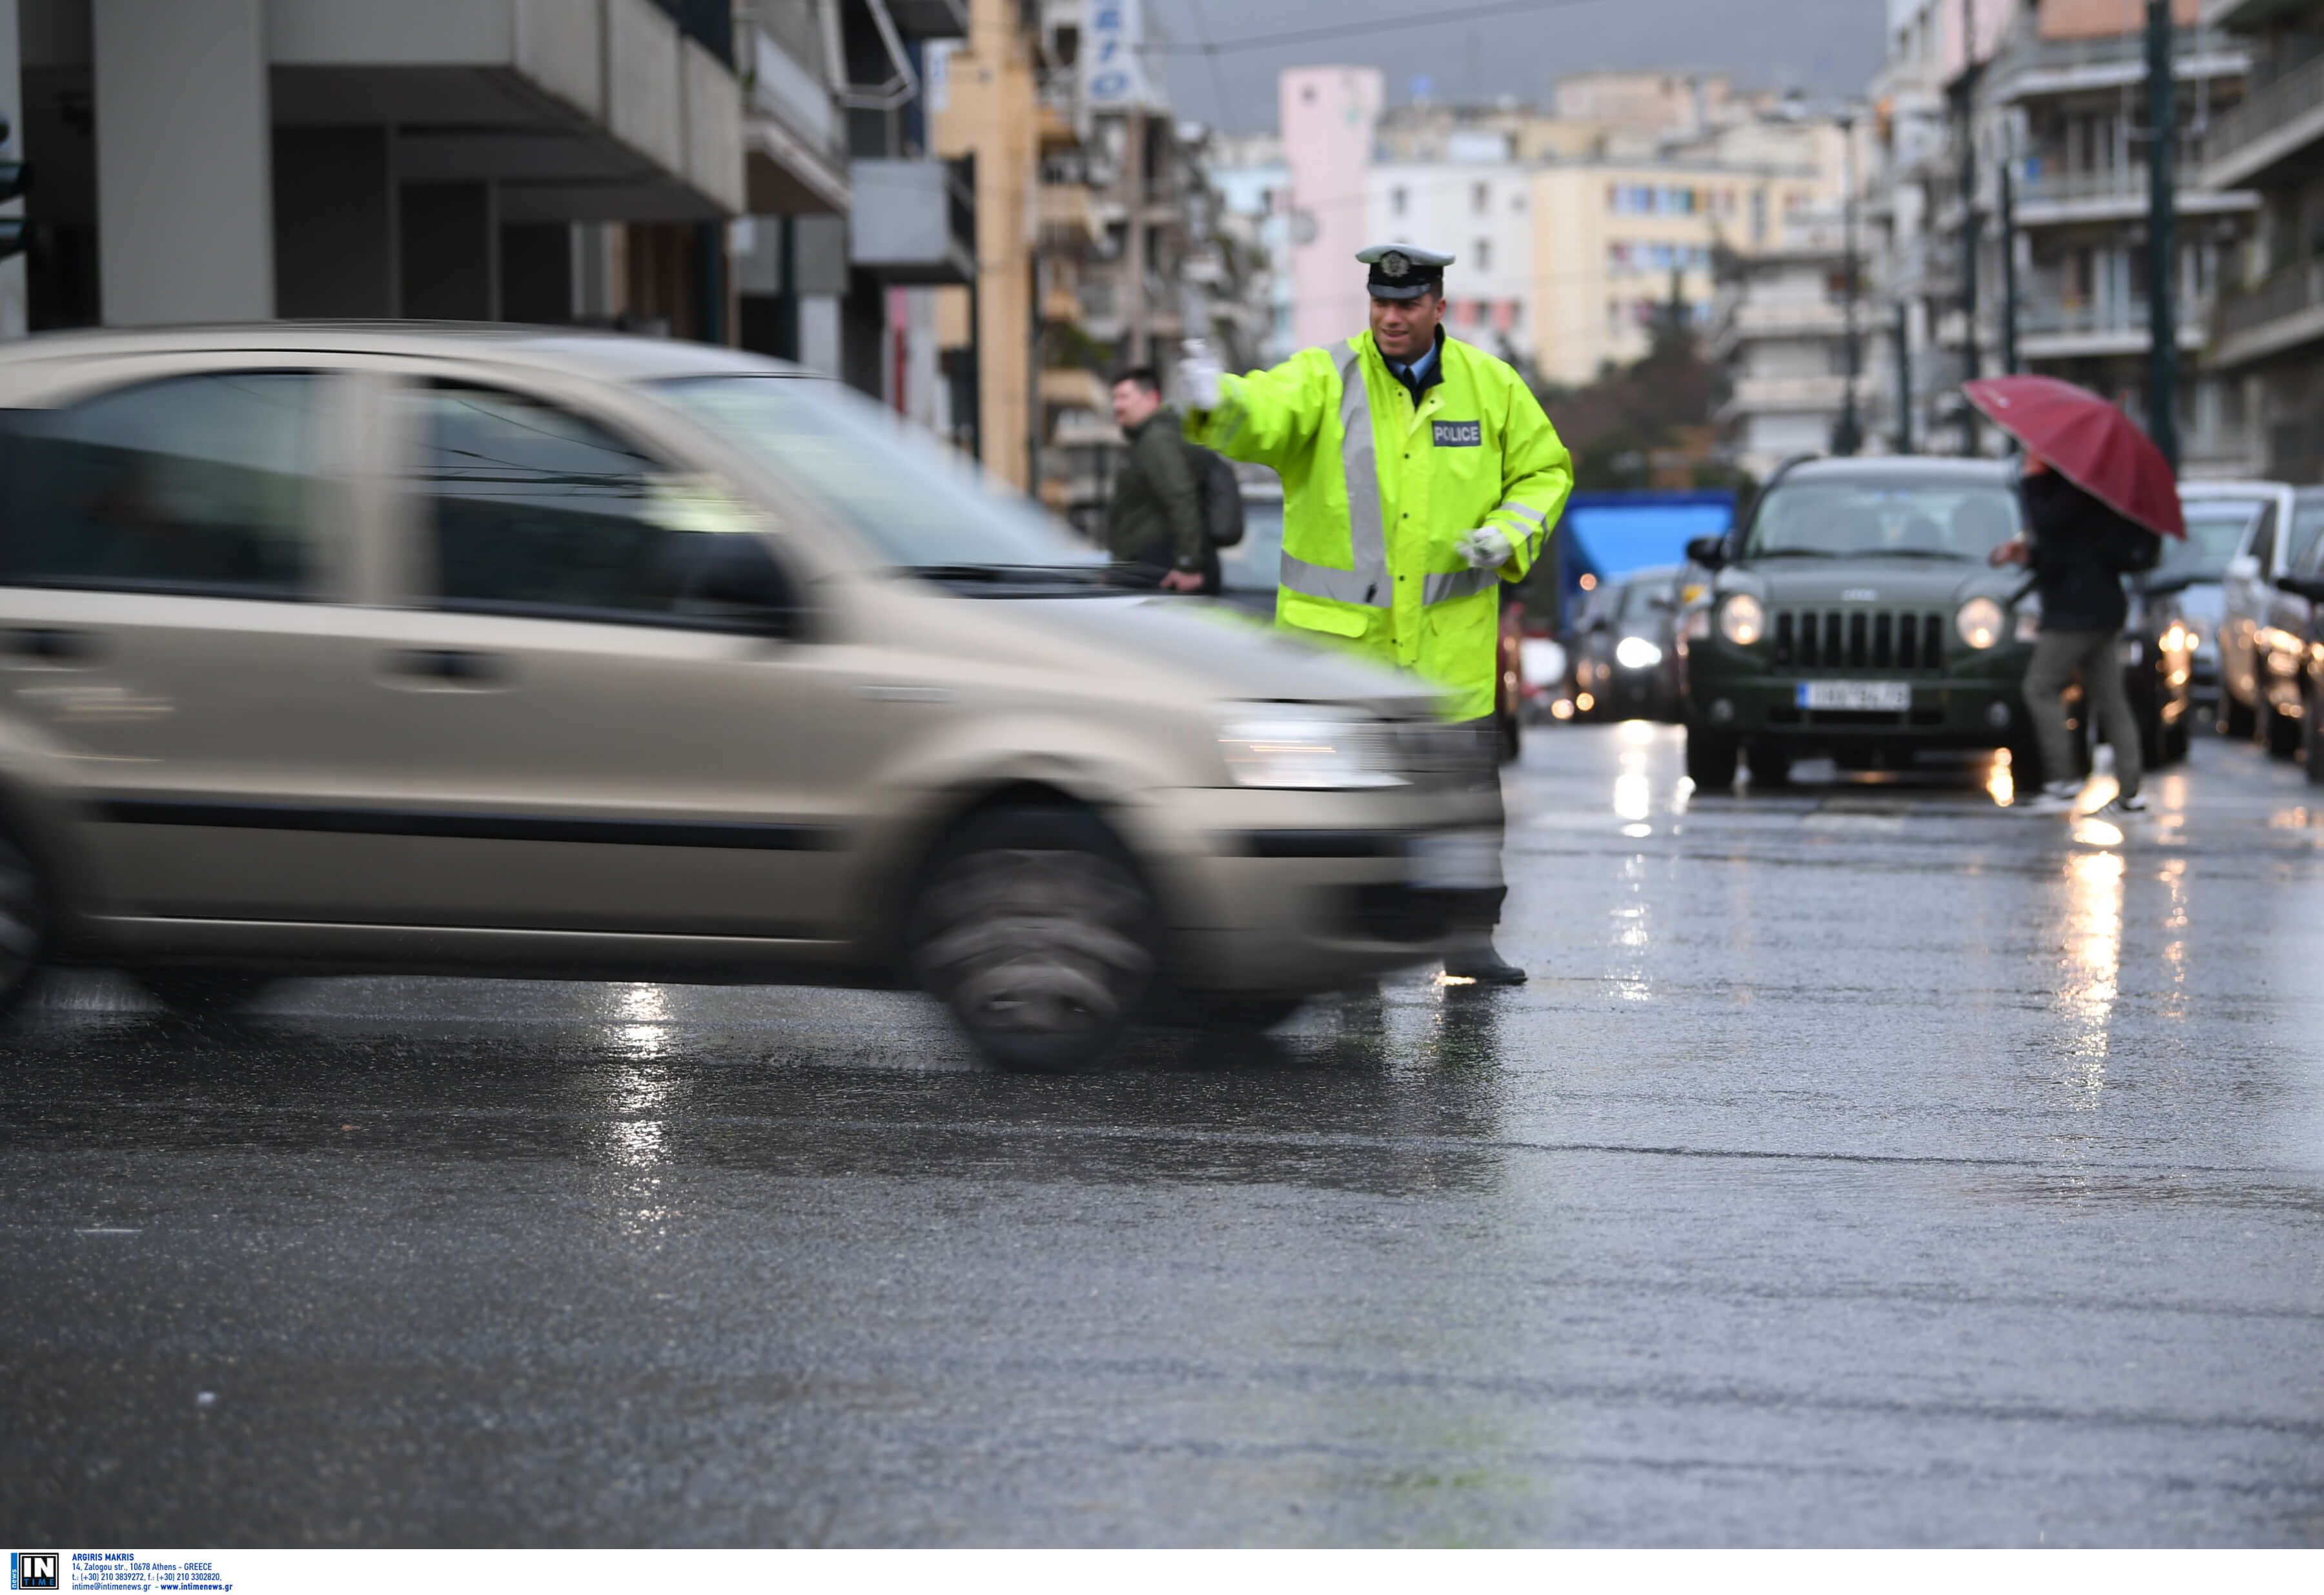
[1177,338,1224,412]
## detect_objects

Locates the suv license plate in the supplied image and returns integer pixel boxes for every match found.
[1797,680,1911,711]
[1409,831,1500,891]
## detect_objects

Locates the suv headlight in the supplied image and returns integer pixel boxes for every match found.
[1213,703,1406,789]
[1717,593,1764,647]
[1956,597,2006,649]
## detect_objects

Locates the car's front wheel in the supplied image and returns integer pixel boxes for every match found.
[2264,695,2302,760]
[0,821,48,1019]
[2220,687,2257,740]
[909,804,1159,1073]
[2307,682,2324,787]
[1685,729,1738,793]
[1744,744,1791,789]
[134,970,270,1019]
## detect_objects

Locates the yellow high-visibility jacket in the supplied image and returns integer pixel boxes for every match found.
[1185,331,1573,720]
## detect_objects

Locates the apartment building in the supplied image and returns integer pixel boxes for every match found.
[2205,0,2324,482]
[1713,207,1881,479]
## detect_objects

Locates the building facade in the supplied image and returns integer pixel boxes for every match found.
[2204,0,2324,482]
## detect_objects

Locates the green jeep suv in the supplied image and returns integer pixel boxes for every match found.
[1677,458,2039,790]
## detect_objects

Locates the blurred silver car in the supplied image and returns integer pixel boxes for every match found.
[0,326,1494,1068]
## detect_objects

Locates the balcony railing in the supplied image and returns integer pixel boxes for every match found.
[1991,23,2247,96]
[2206,47,2324,182]
[2216,259,2324,345]
[2020,296,2207,340]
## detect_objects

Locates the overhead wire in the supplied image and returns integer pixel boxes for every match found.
[1142,0,1618,57]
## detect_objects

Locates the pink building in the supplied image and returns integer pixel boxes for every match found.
[1280,66,1383,356]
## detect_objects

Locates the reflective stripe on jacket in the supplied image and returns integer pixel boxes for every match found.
[1185,331,1573,720]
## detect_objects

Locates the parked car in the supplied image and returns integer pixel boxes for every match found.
[0,327,1501,1070]
[1570,565,1682,721]
[1675,456,2188,791]
[2154,487,2276,721]
[2266,514,2324,778]
[2243,488,2324,758]
[2205,480,2304,739]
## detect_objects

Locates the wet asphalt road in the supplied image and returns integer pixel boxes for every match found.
[3,723,2322,1547]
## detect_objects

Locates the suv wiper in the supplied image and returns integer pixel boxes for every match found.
[1747,547,1842,558]
[1855,549,1972,561]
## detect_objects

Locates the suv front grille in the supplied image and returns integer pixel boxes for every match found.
[1772,609,1946,673]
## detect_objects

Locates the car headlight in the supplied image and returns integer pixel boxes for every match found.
[1957,597,2006,650]
[1717,593,1764,647]
[1615,635,1664,670]
[1212,703,1406,789]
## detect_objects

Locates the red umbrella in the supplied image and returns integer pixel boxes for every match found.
[1961,374,2185,539]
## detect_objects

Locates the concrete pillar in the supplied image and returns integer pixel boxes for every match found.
[0,0,24,340]
[93,0,274,325]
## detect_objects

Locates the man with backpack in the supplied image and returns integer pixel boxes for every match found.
[1105,367,1206,592]
[1988,451,2160,818]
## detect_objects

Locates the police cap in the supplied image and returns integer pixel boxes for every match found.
[1358,242,1454,301]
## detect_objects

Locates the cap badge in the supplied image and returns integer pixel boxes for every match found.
[1380,250,1411,279]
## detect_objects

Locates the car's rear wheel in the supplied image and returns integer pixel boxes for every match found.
[908,804,1159,1073]
[134,970,269,1019]
[2264,696,2302,760]
[2162,716,2191,767]
[1744,744,1791,788]
[2220,689,2256,739]
[0,822,48,1019]
[1684,730,1738,793]
[2307,682,2324,786]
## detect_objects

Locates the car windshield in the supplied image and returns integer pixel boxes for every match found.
[1219,500,1285,593]
[1744,480,2020,562]
[2159,500,2263,582]
[2291,499,2324,574]
[654,375,1100,574]
[1618,576,1671,624]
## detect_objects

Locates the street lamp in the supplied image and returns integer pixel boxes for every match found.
[1832,107,1863,457]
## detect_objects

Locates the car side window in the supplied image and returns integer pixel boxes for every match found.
[1,371,331,599]
[409,383,793,629]
[2289,504,2324,574]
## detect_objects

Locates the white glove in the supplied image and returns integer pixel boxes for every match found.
[1177,340,1225,411]
[1455,526,1513,571]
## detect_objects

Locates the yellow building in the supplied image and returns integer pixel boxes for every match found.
[1529,159,1830,388]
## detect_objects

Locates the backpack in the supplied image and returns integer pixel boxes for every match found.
[1189,444,1245,549]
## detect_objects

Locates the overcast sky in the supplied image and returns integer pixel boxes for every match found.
[1141,0,1890,134]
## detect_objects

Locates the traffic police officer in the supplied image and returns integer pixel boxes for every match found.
[1177,243,1573,984]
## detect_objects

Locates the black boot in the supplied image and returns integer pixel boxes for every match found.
[1443,934,1526,985]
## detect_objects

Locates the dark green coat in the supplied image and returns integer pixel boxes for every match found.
[1105,405,1205,573]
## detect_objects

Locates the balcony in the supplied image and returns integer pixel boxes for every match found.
[1037,182,1101,246]
[740,20,848,214]
[848,157,975,285]
[2014,163,2257,227]
[2212,259,2324,368]
[1040,368,1109,411]
[1717,374,1853,417]
[1988,25,2248,103]
[2206,48,2324,190]
[2019,296,2210,359]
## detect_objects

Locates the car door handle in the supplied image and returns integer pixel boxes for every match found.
[1,627,102,663]
[382,649,509,686]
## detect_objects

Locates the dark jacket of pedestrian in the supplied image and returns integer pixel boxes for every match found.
[2019,468,2139,632]
[1105,404,1207,580]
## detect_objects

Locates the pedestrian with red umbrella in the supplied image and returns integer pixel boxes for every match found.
[1965,375,2185,818]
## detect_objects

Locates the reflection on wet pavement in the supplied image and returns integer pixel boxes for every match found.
[1,725,2320,1546]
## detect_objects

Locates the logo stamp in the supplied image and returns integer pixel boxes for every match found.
[11,1553,59,1591]
[1432,420,1482,447]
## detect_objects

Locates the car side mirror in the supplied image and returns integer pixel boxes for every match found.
[2278,573,2324,604]
[1684,534,1728,569]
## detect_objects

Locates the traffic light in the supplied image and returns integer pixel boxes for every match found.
[0,114,30,261]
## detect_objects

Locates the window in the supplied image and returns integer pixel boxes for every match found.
[2246,503,2278,571]
[1391,186,1407,217]
[1471,182,1489,215]
[1475,238,1492,270]
[3,371,332,599]
[411,384,790,627]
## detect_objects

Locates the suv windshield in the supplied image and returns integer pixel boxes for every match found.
[2161,500,2263,583]
[1744,479,2019,562]
[655,375,1099,574]
[1618,576,1671,624]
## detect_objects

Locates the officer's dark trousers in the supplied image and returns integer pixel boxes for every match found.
[1451,714,1508,930]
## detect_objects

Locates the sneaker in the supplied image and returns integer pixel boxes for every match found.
[2096,792,2148,818]
[2015,780,2081,815]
